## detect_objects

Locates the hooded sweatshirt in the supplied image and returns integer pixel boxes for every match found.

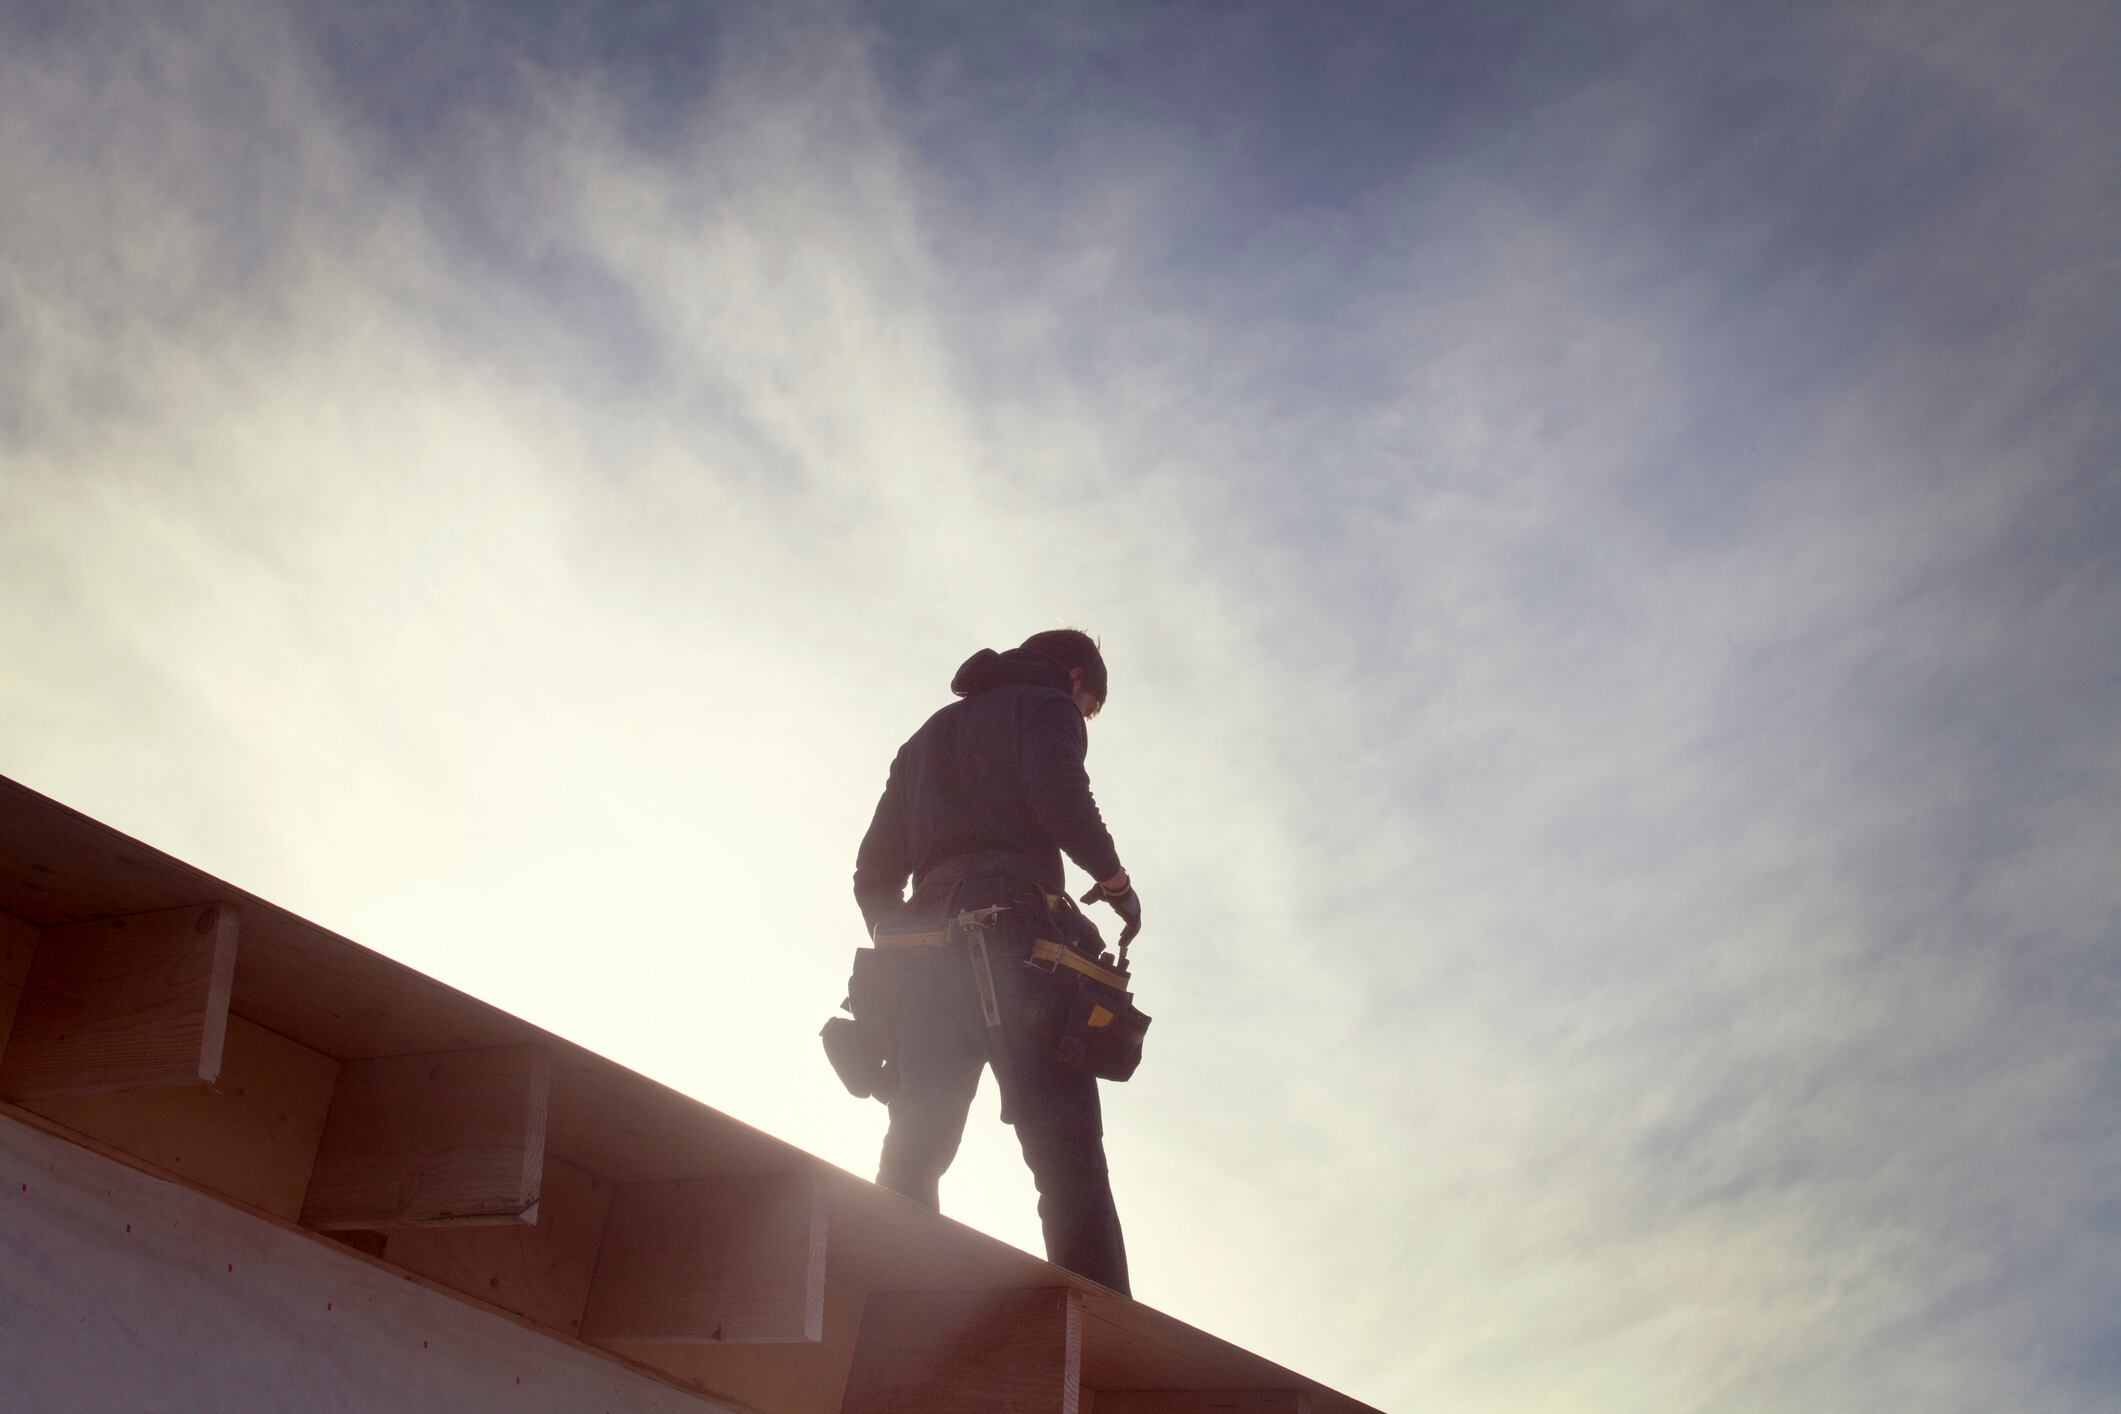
[852,647,1124,932]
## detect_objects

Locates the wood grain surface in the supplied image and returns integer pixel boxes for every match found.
[300,1044,549,1229]
[841,1286,1083,1414]
[580,1171,828,1345]
[382,1155,615,1335]
[0,902,238,1099]
[21,1013,338,1218]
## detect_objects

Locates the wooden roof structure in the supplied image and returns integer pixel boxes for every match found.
[0,774,1380,1413]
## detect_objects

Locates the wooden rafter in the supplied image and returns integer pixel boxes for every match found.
[0,902,238,1099]
[300,1043,550,1229]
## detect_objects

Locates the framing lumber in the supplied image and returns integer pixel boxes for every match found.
[19,1013,338,1219]
[840,1287,1083,1414]
[0,902,238,1099]
[380,1155,615,1335]
[606,1277,867,1412]
[1093,1395,1311,1414]
[300,1043,549,1229]
[580,1172,828,1345]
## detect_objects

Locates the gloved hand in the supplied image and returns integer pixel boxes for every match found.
[1078,879,1142,948]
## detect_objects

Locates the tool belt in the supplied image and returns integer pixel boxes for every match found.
[1018,898,1152,1084]
[821,873,1150,1098]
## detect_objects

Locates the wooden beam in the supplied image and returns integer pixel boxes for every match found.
[603,1275,867,1412]
[1093,1395,1312,1414]
[579,1172,827,1345]
[379,1155,615,1336]
[299,1044,548,1229]
[841,1287,1082,1414]
[0,902,238,1099]
[18,1014,338,1220]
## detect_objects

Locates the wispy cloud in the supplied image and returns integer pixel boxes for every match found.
[3,3,2116,1409]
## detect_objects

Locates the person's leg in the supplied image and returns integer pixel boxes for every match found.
[1016,1101,1130,1295]
[1003,975,1131,1294]
[878,1063,980,1208]
[876,950,985,1209]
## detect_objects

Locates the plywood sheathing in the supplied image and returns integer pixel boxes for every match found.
[0,1109,735,1413]
[0,908,36,1054]
[606,1278,868,1414]
[580,1172,828,1345]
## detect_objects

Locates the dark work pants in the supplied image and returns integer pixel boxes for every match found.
[873,933,1131,1296]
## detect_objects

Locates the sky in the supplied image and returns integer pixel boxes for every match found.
[2,1,2117,1409]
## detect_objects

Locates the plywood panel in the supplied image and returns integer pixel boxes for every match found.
[0,1111,732,1413]
[580,1173,827,1344]
[383,1156,614,1336]
[302,1045,549,1229]
[610,1278,867,1414]
[0,908,35,1054]
[19,1014,338,1219]
[841,1287,1082,1414]
[0,902,238,1098]
[0,780,212,924]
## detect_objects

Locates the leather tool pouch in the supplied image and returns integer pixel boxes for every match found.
[1056,979,1151,1082]
[824,943,917,1104]
[819,1015,889,1100]
[1023,898,1152,1083]
[824,888,966,1103]
[823,941,906,1102]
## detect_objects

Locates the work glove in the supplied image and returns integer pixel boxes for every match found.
[1078,880,1142,948]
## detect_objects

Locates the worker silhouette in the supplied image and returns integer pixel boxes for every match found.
[849,629,1141,1294]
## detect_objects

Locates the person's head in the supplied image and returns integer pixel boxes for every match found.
[1020,628,1107,720]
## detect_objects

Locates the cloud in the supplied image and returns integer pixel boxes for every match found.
[3,2,2117,1410]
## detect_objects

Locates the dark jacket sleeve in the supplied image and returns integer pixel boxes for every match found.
[1019,691,1124,884]
[852,748,913,934]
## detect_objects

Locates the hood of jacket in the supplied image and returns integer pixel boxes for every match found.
[950,646,1070,698]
